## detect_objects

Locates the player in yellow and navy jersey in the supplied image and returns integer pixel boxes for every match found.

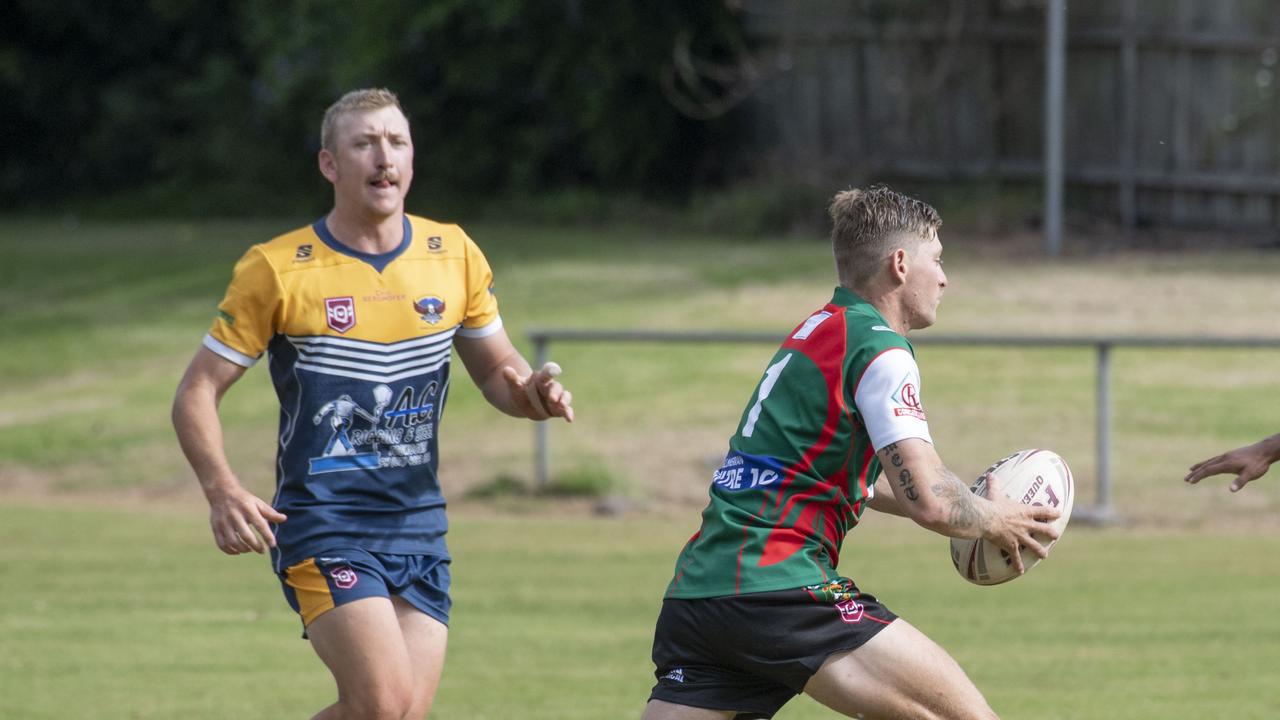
[173,88,573,720]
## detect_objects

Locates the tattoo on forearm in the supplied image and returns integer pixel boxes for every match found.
[930,466,987,530]
[897,468,919,501]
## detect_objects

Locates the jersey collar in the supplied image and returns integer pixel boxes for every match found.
[311,216,413,273]
[830,286,885,319]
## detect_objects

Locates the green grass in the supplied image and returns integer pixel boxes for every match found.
[2,503,1278,719]
[3,217,1280,717]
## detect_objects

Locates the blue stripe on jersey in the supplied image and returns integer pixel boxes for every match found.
[311,216,413,273]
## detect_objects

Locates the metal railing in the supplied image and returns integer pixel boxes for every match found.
[528,329,1280,524]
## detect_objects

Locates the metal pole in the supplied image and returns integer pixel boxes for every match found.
[1044,0,1067,256]
[1094,342,1114,521]
[533,335,551,489]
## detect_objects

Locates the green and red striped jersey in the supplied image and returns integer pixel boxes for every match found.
[665,287,933,598]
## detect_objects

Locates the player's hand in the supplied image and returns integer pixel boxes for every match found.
[981,473,1061,575]
[503,362,574,422]
[206,483,287,555]
[1185,442,1274,492]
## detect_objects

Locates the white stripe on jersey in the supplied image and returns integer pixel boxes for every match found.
[457,316,504,338]
[203,334,259,367]
[286,329,456,384]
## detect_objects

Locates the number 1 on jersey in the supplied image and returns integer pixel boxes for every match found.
[742,353,793,438]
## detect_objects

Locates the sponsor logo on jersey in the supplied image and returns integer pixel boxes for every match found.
[427,235,444,252]
[362,289,406,303]
[413,296,446,324]
[871,324,894,333]
[295,244,313,261]
[308,382,440,475]
[329,564,359,590]
[711,451,784,492]
[891,374,926,420]
[661,668,685,683]
[325,296,356,333]
[218,309,235,326]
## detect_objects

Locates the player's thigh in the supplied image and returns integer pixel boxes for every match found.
[307,596,415,710]
[803,618,997,720]
[641,698,735,720]
[391,595,448,717]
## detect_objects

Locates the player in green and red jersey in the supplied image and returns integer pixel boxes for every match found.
[644,186,1061,720]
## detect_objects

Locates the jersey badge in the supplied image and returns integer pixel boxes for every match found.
[324,297,356,333]
[891,372,926,420]
[413,296,446,325]
[294,244,314,262]
[427,235,444,252]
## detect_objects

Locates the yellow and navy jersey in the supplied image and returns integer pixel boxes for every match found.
[204,215,500,571]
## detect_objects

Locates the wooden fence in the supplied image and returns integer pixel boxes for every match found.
[737,0,1280,232]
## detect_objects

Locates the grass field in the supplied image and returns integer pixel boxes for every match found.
[2,217,1280,717]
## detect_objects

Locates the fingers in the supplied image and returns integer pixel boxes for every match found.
[1184,456,1228,484]
[211,494,285,555]
[505,363,574,422]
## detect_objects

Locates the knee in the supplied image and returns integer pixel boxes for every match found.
[344,685,415,720]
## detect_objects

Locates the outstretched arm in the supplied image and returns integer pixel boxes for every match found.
[1185,433,1280,492]
[454,328,574,422]
[875,438,1060,574]
[173,347,286,554]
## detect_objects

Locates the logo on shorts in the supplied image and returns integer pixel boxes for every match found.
[329,565,359,590]
[661,668,686,683]
[835,599,865,623]
[325,296,356,333]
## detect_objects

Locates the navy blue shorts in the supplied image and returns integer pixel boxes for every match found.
[649,578,897,719]
[278,549,451,633]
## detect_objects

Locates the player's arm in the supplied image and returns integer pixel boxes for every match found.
[867,474,907,516]
[876,438,1059,573]
[172,347,286,554]
[1184,433,1280,492]
[454,328,574,422]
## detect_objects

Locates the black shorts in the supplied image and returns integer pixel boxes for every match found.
[649,577,897,719]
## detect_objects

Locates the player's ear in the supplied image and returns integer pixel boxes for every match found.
[888,248,910,285]
[318,148,338,183]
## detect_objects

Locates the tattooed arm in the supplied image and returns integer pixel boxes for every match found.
[867,474,907,516]
[874,438,1060,572]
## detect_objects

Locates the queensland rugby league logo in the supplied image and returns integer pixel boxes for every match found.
[328,565,359,590]
[413,295,445,325]
[325,296,356,333]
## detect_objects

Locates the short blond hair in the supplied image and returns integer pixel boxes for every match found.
[829,185,941,291]
[320,88,404,150]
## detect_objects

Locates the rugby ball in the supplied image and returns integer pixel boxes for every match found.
[949,449,1073,586]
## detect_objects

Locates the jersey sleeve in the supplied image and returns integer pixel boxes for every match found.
[456,231,502,338]
[203,246,283,367]
[853,347,933,450]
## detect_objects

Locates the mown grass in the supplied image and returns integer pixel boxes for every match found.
[2,217,1280,718]
[2,503,1279,719]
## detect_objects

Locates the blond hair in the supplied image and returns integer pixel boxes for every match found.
[320,88,404,150]
[829,185,941,291]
